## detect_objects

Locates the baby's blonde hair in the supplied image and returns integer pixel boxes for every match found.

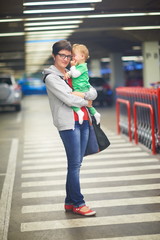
[72,44,90,61]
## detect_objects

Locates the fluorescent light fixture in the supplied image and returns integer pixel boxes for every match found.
[26,33,70,38]
[23,7,94,14]
[26,33,71,39]
[24,20,82,26]
[25,25,79,31]
[26,39,65,43]
[25,36,67,40]
[122,56,143,61]
[26,30,74,35]
[23,0,102,6]
[23,11,160,21]
[25,16,86,21]
[0,32,24,37]
[87,12,160,18]
[122,26,160,30]
[148,12,160,15]
[88,13,146,18]
[101,57,111,62]
[0,18,23,23]
[132,46,141,50]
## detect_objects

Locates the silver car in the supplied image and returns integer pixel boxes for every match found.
[0,74,22,111]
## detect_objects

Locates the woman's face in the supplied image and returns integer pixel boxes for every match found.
[54,50,72,70]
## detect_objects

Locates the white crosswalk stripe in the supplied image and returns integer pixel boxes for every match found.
[22,183,160,199]
[23,149,149,159]
[21,173,160,188]
[85,234,160,240]
[21,158,159,170]
[20,129,160,239]
[21,196,160,213]
[21,212,160,232]
[21,165,160,178]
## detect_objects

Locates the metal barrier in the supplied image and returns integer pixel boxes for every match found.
[133,102,155,154]
[116,99,132,141]
[116,87,160,154]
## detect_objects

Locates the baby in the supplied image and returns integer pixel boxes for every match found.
[66,43,101,125]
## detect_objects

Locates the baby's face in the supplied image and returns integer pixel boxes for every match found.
[72,49,85,64]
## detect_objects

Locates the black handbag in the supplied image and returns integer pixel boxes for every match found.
[85,116,110,156]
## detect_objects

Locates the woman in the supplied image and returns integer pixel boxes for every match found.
[43,40,97,216]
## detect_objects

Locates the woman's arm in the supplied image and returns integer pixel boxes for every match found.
[84,86,97,101]
[46,74,89,108]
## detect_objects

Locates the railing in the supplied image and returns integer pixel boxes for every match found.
[116,87,160,154]
[116,99,132,141]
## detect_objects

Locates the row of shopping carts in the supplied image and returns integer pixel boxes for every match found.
[116,87,160,154]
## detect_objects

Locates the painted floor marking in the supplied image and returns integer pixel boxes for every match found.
[21,165,160,178]
[21,155,155,165]
[21,196,160,213]
[85,234,160,240]
[23,151,149,159]
[21,212,160,232]
[21,173,160,188]
[21,158,159,171]
[22,183,160,199]
[23,146,143,154]
[16,112,22,123]
[23,142,134,152]
[0,138,19,240]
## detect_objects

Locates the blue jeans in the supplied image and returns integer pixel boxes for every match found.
[59,120,89,207]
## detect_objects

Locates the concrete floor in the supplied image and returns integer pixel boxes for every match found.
[0,95,160,240]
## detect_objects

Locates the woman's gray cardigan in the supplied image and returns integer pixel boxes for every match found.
[43,65,97,131]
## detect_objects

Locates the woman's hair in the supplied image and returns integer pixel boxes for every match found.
[52,40,72,55]
[72,44,90,60]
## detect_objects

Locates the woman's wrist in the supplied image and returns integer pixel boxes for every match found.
[72,92,85,98]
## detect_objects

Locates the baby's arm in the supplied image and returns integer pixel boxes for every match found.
[70,66,82,78]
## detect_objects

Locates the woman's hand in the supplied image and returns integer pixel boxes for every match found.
[72,91,85,98]
[87,100,93,108]
[64,72,70,80]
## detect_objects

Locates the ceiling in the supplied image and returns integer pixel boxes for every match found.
[0,0,160,78]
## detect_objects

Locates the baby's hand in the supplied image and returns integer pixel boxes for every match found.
[64,72,70,80]
[70,59,77,66]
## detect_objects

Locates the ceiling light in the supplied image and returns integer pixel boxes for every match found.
[122,26,160,30]
[101,57,111,62]
[87,12,160,18]
[0,32,24,37]
[26,30,74,35]
[148,12,160,15]
[0,18,23,22]
[23,11,160,21]
[122,56,143,61]
[88,13,146,18]
[26,39,65,43]
[132,46,141,50]
[25,25,79,31]
[24,20,82,26]
[23,0,102,6]
[26,36,67,41]
[23,8,94,14]
[25,16,86,21]
[26,33,70,38]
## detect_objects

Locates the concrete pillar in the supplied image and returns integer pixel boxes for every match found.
[89,59,101,77]
[110,52,125,88]
[142,41,160,87]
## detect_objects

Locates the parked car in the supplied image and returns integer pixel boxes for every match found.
[89,77,113,107]
[18,78,47,95]
[0,74,22,111]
